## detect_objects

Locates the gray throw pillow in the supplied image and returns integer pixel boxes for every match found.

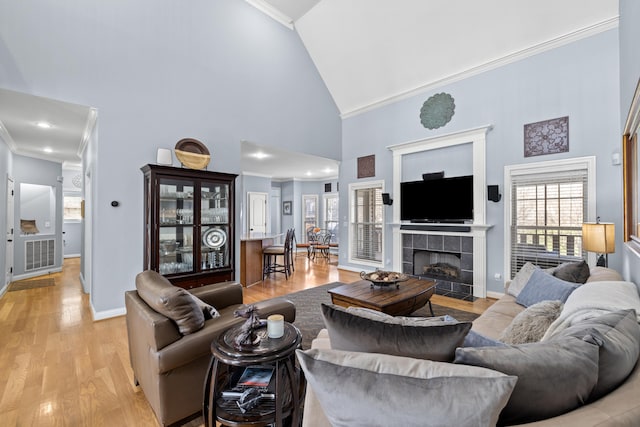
[462,330,507,348]
[188,293,221,320]
[321,303,471,361]
[551,309,640,401]
[297,348,517,427]
[499,300,563,344]
[553,260,591,284]
[507,262,539,297]
[516,269,578,307]
[135,270,205,335]
[454,336,599,425]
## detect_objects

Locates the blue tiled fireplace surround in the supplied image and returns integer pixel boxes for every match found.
[402,233,475,301]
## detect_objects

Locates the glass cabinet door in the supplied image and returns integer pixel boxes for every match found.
[200,181,230,270]
[159,177,195,275]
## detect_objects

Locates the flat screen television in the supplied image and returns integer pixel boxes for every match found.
[400,175,473,223]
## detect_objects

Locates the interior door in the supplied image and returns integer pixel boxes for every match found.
[247,192,267,233]
[6,176,14,287]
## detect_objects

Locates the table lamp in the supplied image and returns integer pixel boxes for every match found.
[582,220,615,267]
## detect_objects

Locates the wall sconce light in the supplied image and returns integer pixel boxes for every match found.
[382,193,393,205]
[582,218,615,267]
[487,185,501,202]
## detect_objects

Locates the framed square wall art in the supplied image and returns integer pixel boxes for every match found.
[283,201,292,215]
[524,116,569,157]
[357,155,375,178]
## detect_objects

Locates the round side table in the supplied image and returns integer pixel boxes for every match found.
[203,322,304,427]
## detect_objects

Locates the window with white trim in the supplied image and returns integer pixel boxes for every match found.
[323,194,339,243]
[507,158,595,278]
[302,194,318,242]
[349,181,383,266]
[64,195,83,221]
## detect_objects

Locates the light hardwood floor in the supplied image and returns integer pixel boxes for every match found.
[0,256,494,426]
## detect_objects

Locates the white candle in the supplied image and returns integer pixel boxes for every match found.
[267,314,284,338]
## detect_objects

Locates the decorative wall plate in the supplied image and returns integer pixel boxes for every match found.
[203,227,227,249]
[175,138,211,169]
[420,93,455,129]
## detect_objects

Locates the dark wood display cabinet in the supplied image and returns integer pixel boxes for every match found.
[142,164,238,289]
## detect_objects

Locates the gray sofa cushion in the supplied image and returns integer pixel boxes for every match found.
[454,336,599,425]
[551,309,640,401]
[499,300,563,344]
[553,260,591,283]
[297,348,517,427]
[321,303,471,361]
[135,270,205,335]
[516,269,578,307]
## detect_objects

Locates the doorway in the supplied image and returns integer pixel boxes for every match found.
[5,176,14,288]
[247,192,268,234]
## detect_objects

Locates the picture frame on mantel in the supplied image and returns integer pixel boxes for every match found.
[283,201,292,215]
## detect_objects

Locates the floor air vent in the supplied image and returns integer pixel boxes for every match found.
[25,239,55,271]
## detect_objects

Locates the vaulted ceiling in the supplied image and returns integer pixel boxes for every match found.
[251,0,619,116]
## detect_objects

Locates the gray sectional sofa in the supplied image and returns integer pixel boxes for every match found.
[300,266,640,426]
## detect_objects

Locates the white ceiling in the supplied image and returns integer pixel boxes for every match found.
[241,140,339,181]
[0,1,620,175]
[0,88,93,168]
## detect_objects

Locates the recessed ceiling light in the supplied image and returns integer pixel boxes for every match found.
[252,151,269,160]
[305,171,312,176]
[43,147,53,153]
[323,168,333,173]
[36,121,52,129]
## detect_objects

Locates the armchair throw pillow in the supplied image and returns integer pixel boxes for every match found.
[135,270,205,335]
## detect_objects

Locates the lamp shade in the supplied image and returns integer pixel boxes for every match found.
[582,222,615,254]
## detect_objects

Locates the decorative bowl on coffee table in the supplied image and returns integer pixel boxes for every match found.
[360,270,409,289]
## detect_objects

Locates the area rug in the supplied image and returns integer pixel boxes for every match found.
[284,282,480,349]
[8,278,56,291]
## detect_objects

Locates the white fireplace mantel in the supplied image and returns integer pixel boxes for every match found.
[387,125,493,298]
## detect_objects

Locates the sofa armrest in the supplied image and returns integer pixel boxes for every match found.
[190,281,243,308]
[125,290,181,352]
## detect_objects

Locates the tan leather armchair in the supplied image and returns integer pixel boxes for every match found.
[125,270,295,426]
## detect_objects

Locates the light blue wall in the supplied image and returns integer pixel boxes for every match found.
[0,0,340,315]
[341,29,621,294]
[619,0,640,285]
[12,155,63,277]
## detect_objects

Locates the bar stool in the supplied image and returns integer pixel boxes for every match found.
[262,229,293,280]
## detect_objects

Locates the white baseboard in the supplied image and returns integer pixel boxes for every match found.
[12,267,63,282]
[91,305,126,321]
[64,253,81,259]
[486,290,505,299]
[0,284,7,298]
[79,273,89,294]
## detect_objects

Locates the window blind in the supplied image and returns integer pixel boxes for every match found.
[350,186,383,263]
[302,195,318,243]
[510,169,588,278]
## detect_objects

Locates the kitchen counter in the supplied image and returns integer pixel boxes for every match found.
[240,233,284,286]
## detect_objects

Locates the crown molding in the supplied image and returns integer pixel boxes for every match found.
[341,17,619,119]
[0,118,17,152]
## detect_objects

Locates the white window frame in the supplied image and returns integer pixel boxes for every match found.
[323,193,339,243]
[503,156,596,280]
[348,180,385,268]
[302,194,319,243]
[63,193,83,223]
